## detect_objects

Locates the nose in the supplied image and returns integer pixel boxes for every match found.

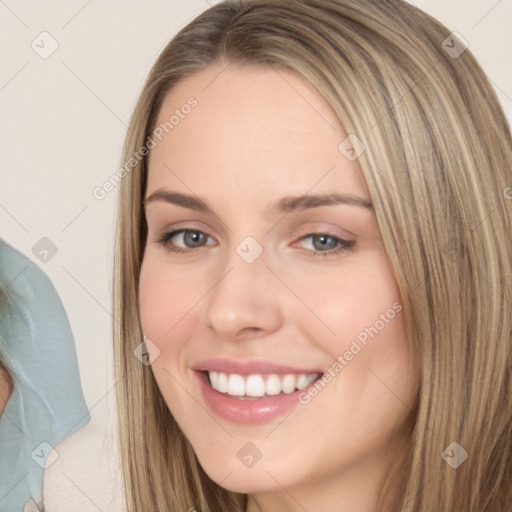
[200,245,283,343]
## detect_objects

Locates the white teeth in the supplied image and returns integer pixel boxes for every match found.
[227,374,245,396]
[217,372,228,393]
[245,375,266,397]
[296,373,318,390]
[207,371,320,397]
[209,370,219,389]
[265,374,282,395]
[281,374,296,394]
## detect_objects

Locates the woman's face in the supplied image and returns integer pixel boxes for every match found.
[139,62,419,507]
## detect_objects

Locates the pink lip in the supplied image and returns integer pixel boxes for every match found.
[191,359,323,425]
[191,358,321,376]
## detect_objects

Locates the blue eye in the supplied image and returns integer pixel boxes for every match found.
[296,233,355,258]
[155,229,355,258]
[156,229,214,253]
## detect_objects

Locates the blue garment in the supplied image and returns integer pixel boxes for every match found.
[0,239,90,511]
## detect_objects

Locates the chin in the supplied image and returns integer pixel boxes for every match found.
[198,448,305,494]
[197,455,286,494]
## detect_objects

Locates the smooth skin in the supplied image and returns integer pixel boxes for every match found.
[139,62,419,512]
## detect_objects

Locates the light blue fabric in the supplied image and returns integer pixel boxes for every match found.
[0,239,90,511]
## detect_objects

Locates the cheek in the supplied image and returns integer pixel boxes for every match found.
[283,253,403,355]
[138,256,202,411]
[290,253,414,406]
[138,254,202,343]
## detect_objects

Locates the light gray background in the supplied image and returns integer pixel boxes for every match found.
[0,0,511,500]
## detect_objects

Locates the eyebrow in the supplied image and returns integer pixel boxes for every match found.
[143,189,373,214]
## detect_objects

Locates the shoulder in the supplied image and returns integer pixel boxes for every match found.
[42,420,126,511]
[0,238,67,318]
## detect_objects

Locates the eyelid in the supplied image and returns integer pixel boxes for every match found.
[297,221,357,239]
[154,222,353,244]
[155,224,356,261]
[292,231,355,256]
[156,227,216,249]
[154,220,214,236]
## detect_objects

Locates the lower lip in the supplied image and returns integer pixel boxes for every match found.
[195,371,316,425]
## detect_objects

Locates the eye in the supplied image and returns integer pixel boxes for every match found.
[154,228,355,258]
[295,232,355,258]
[155,229,215,253]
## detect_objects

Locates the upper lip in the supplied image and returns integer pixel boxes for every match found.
[191,358,323,376]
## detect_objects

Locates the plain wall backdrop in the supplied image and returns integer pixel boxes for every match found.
[1,0,511,506]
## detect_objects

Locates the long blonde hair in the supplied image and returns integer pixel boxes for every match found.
[113,1,512,510]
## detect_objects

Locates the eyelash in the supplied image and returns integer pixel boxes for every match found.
[154,228,355,259]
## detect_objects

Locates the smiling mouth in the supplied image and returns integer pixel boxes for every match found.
[204,370,322,399]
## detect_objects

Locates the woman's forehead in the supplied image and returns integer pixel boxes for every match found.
[147,64,369,201]
[154,63,342,144]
